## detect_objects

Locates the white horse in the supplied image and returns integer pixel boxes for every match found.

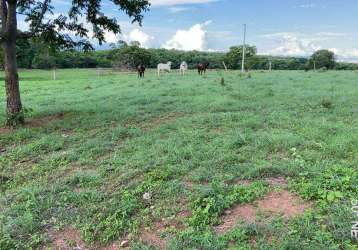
[180,61,188,75]
[157,61,172,76]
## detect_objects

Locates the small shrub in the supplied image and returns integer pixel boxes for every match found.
[266,88,275,97]
[231,132,247,149]
[318,67,328,72]
[289,165,358,204]
[220,77,225,86]
[321,99,333,109]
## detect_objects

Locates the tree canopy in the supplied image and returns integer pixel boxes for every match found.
[15,0,150,50]
[0,0,150,126]
[225,45,257,69]
[111,41,151,69]
[308,49,336,70]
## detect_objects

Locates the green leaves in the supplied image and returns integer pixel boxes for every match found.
[325,191,343,203]
[290,165,357,205]
[224,45,257,69]
[18,0,150,50]
[188,181,269,229]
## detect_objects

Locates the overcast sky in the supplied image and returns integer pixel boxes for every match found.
[19,0,358,61]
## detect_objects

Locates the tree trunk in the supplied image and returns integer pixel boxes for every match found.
[1,0,23,126]
[4,40,23,126]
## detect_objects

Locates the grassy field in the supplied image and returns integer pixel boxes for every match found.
[0,69,358,249]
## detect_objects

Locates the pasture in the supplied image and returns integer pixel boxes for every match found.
[0,69,357,249]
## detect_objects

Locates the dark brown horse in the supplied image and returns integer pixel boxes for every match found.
[137,64,146,78]
[197,62,209,75]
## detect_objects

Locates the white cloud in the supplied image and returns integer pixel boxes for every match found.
[315,32,346,38]
[162,20,212,51]
[262,32,320,56]
[150,0,218,6]
[52,0,70,5]
[298,3,316,8]
[102,25,154,48]
[122,29,154,48]
[329,48,358,62]
[168,6,192,13]
[260,32,358,62]
[103,31,119,44]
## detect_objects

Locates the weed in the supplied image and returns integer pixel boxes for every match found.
[321,99,334,109]
[220,77,225,86]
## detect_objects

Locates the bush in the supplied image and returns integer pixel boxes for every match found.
[32,54,56,69]
[321,99,333,109]
[318,67,328,72]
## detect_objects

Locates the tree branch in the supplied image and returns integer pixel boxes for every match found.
[31,0,50,34]
[0,0,7,38]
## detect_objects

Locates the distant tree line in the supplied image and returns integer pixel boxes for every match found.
[3,38,358,71]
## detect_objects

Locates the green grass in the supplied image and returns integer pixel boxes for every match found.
[0,69,358,249]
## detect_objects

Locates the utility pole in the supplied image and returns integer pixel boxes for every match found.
[269,60,272,72]
[241,24,246,73]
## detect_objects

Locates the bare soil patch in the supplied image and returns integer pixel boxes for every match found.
[0,127,13,134]
[27,112,66,127]
[236,176,287,188]
[0,113,67,134]
[100,240,130,250]
[236,179,253,186]
[139,204,190,249]
[215,204,257,234]
[210,127,224,134]
[257,190,310,219]
[182,179,194,190]
[45,227,87,250]
[177,209,192,219]
[140,221,167,250]
[215,177,311,235]
[265,176,288,188]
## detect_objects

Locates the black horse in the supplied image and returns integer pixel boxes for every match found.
[197,62,209,75]
[137,64,146,78]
